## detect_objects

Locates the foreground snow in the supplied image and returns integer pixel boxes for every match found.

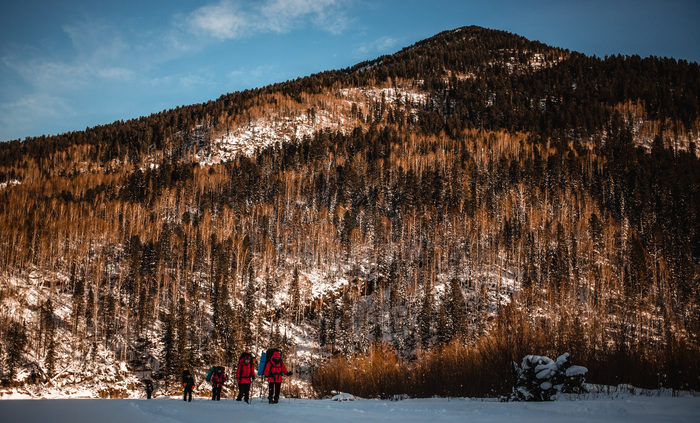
[1,394,699,423]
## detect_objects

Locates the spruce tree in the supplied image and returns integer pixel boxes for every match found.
[289,268,301,325]
[160,311,177,379]
[446,278,469,340]
[40,299,56,355]
[418,281,433,347]
[101,290,116,345]
[337,291,355,355]
[45,337,56,378]
[40,299,56,377]
[318,310,327,348]
[85,286,95,337]
[176,297,189,374]
[6,321,28,380]
[70,270,84,338]
[243,268,256,348]
[436,302,451,345]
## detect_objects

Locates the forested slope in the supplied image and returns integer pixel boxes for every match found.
[1,26,698,398]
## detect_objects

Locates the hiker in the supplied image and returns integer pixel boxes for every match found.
[144,379,154,399]
[235,352,256,403]
[182,369,195,402]
[263,350,292,404]
[210,366,228,400]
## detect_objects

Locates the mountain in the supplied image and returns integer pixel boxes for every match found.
[0,26,699,399]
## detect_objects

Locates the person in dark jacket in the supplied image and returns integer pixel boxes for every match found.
[182,369,195,402]
[210,366,228,400]
[263,350,292,404]
[235,353,256,403]
[144,379,154,399]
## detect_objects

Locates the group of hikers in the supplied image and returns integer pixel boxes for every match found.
[144,348,291,404]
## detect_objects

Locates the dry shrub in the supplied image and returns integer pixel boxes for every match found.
[311,319,551,399]
[315,333,700,398]
[411,336,518,397]
[312,343,408,398]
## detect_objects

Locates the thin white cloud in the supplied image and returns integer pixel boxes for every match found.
[259,0,349,34]
[3,57,85,91]
[0,93,73,139]
[96,67,135,81]
[187,0,349,40]
[4,56,133,92]
[2,18,138,95]
[186,1,250,40]
[354,36,400,57]
[62,20,130,62]
[228,64,280,86]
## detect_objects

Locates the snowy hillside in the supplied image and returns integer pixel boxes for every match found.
[192,85,427,165]
[1,25,699,402]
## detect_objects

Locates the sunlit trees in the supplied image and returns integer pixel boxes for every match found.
[0,26,698,392]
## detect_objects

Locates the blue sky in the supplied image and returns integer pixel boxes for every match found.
[1,0,699,142]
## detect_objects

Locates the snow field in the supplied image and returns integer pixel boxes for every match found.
[1,395,699,423]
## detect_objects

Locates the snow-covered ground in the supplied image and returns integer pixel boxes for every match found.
[1,394,698,423]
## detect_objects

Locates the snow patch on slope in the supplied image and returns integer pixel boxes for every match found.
[0,179,21,190]
[194,86,427,165]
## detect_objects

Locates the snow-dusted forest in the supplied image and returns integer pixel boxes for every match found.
[1,27,699,400]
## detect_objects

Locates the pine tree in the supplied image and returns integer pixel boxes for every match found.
[39,299,55,354]
[45,337,56,378]
[446,278,469,340]
[132,336,153,377]
[85,286,95,337]
[323,302,337,351]
[243,268,256,348]
[160,311,177,378]
[264,269,275,304]
[176,297,189,374]
[337,291,355,355]
[317,308,327,348]
[436,302,451,345]
[271,321,283,347]
[6,321,28,380]
[357,311,370,354]
[288,268,301,325]
[418,280,434,347]
[220,302,240,365]
[101,290,117,346]
[40,299,57,377]
[70,268,84,338]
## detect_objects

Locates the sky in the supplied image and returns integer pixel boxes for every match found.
[1,0,699,142]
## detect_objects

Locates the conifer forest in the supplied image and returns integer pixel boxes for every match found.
[0,27,698,398]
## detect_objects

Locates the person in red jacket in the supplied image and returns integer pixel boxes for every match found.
[210,366,228,401]
[235,353,256,403]
[263,350,292,404]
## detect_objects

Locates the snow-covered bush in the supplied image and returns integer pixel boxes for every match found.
[509,353,587,401]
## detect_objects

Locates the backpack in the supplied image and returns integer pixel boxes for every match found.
[205,366,216,382]
[260,348,281,375]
